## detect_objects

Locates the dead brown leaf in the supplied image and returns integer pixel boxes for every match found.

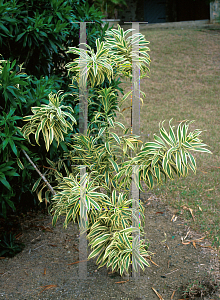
[15,233,22,239]
[181,236,206,247]
[146,257,159,267]
[192,241,197,249]
[197,244,215,250]
[171,290,176,299]
[39,285,57,294]
[200,170,208,174]
[152,287,164,299]
[182,206,195,221]
[68,259,88,265]
[121,106,131,113]
[115,279,129,284]
[73,245,79,252]
[43,268,46,275]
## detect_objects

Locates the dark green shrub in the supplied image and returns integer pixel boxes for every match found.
[0,0,105,79]
[0,1,111,219]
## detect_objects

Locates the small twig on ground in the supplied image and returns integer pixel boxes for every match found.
[1,271,10,277]
[164,269,179,276]
[33,244,45,251]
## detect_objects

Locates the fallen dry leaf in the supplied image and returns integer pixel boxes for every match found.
[39,284,57,294]
[205,188,214,192]
[181,236,206,247]
[73,245,79,252]
[43,268,46,275]
[171,215,177,222]
[192,241,197,249]
[171,290,176,299]
[68,259,88,265]
[146,257,159,267]
[197,244,214,250]
[152,287,164,299]
[145,196,153,202]
[15,233,22,239]
[115,279,129,284]
[121,106,131,113]
[182,206,195,221]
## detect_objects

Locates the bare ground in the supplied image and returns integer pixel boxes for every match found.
[0,191,219,300]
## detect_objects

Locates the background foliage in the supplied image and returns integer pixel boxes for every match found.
[0,0,108,223]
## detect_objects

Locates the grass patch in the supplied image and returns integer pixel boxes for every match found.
[117,28,220,249]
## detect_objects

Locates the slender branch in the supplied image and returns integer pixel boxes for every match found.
[21,149,56,195]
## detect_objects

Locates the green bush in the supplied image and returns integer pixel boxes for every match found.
[0,0,105,79]
[0,0,109,220]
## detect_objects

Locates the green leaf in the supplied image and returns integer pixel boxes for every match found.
[15,32,26,42]
[105,141,111,154]
[110,132,120,144]
[108,158,119,173]
[9,139,17,156]
[98,127,106,137]
[0,177,11,190]
[32,177,42,192]
[17,158,24,170]
[192,147,212,154]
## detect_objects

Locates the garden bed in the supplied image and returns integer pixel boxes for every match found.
[0,191,219,299]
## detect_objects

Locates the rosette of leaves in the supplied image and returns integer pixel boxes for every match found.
[21,91,76,151]
[115,120,212,191]
[87,191,149,276]
[104,25,150,79]
[50,172,109,229]
[66,39,114,88]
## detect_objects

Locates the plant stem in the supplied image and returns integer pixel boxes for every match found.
[21,149,56,195]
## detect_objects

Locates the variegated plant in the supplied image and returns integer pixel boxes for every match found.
[104,25,150,79]
[20,25,212,277]
[21,91,76,151]
[66,24,150,86]
[115,120,212,192]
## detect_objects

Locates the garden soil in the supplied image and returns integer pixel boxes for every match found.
[1,191,219,300]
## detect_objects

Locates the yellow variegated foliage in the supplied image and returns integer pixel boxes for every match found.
[65,25,150,87]
[116,120,212,191]
[21,91,76,151]
[21,25,212,277]
[66,39,113,88]
[104,25,150,79]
